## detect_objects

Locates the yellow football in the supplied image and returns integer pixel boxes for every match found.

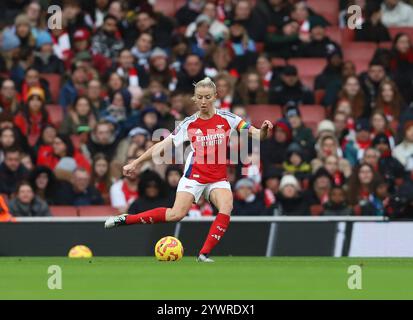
[155,236,184,261]
[68,245,93,258]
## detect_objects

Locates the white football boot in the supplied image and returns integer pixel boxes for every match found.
[197,254,215,263]
[104,214,128,229]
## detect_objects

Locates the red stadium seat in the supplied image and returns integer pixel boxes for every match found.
[288,58,326,77]
[343,42,377,62]
[378,41,392,49]
[299,105,326,135]
[46,104,64,128]
[40,73,61,103]
[300,74,316,90]
[388,27,413,41]
[341,28,355,45]
[271,57,287,67]
[307,0,339,26]
[50,206,78,217]
[325,26,342,45]
[78,206,118,217]
[245,105,282,127]
[352,59,370,74]
[154,0,186,16]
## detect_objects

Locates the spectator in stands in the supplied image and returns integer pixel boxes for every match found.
[0,194,14,222]
[276,174,310,215]
[18,67,51,104]
[233,70,268,105]
[14,87,51,147]
[361,146,381,168]
[265,16,301,58]
[59,96,97,136]
[100,89,130,137]
[149,48,172,90]
[298,21,341,58]
[256,54,280,92]
[381,0,413,27]
[314,47,343,92]
[150,92,176,132]
[269,65,315,105]
[284,102,315,156]
[66,27,109,76]
[165,165,183,207]
[131,32,153,68]
[393,121,413,171]
[37,134,91,179]
[186,2,228,42]
[282,142,311,180]
[35,124,57,162]
[126,10,174,49]
[389,33,413,104]
[323,154,348,186]
[128,170,168,214]
[225,19,257,74]
[262,166,283,207]
[13,14,35,51]
[0,147,29,197]
[323,186,352,216]
[29,166,58,205]
[261,119,292,171]
[312,131,352,176]
[175,54,205,93]
[359,60,387,114]
[32,31,65,75]
[253,0,290,32]
[90,153,112,205]
[8,181,50,217]
[55,167,104,206]
[233,178,267,216]
[112,48,148,89]
[0,79,21,115]
[333,111,350,146]
[343,118,372,166]
[91,14,124,61]
[372,133,405,187]
[347,163,381,209]
[110,157,139,212]
[59,64,88,110]
[375,79,405,127]
[336,75,366,119]
[87,79,108,115]
[187,15,215,59]
[214,73,235,111]
[86,119,120,161]
[0,127,21,164]
[355,1,391,43]
[370,111,395,149]
[175,0,205,27]
[306,168,335,213]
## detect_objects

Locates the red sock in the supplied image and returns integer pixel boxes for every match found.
[199,213,230,255]
[125,207,167,225]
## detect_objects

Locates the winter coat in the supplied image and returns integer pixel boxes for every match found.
[8,196,50,217]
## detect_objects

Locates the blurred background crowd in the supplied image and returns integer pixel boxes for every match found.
[1,0,413,221]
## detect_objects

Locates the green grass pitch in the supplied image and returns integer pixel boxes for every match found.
[1,257,412,299]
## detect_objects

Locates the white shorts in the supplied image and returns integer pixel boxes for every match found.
[176,177,231,204]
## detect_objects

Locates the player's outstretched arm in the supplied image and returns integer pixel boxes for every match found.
[123,136,173,177]
[248,120,273,140]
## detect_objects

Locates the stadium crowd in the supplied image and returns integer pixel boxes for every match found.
[1,0,413,220]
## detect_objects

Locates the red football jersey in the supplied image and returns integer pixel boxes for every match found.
[170,109,251,184]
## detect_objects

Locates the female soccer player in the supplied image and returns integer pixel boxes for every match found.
[105,77,273,262]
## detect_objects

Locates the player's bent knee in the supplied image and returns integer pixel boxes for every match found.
[167,208,188,222]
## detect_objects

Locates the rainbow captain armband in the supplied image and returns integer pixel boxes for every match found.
[237,120,251,131]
